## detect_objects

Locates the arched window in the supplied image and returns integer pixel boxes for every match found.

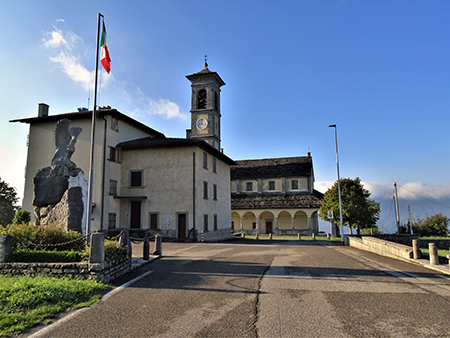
[214,91,218,110]
[197,89,207,109]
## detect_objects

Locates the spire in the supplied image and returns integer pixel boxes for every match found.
[204,54,208,69]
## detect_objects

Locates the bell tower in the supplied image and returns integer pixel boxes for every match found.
[186,60,225,150]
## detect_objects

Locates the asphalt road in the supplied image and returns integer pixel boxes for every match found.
[23,239,450,338]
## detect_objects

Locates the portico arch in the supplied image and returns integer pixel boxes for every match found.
[242,211,257,232]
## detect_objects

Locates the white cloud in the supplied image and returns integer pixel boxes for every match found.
[315,180,450,201]
[42,26,111,92]
[42,28,68,49]
[50,52,94,91]
[147,98,188,120]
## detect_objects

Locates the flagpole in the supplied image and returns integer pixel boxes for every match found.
[86,13,103,237]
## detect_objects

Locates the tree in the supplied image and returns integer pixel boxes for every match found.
[319,177,380,235]
[0,178,19,226]
[412,214,449,237]
[12,209,31,225]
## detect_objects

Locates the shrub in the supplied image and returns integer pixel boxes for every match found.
[12,209,31,225]
[0,223,86,252]
[80,240,127,262]
[11,248,82,262]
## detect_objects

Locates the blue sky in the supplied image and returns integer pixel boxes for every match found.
[0,1,449,233]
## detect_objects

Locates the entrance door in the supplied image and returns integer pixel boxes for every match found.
[178,213,187,239]
[130,201,141,228]
[266,221,273,234]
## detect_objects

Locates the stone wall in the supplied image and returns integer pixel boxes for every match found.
[0,256,130,283]
[418,239,450,250]
[348,236,413,260]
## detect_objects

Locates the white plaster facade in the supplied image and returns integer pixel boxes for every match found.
[230,156,323,236]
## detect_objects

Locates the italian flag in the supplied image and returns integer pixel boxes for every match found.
[100,22,111,73]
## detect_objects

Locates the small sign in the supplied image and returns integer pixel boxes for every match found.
[327,210,334,220]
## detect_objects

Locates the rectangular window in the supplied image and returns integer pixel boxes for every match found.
[203,181,208,199]
[109,180,117,196]
[212,158,217,173]
[246,182,253,191]
[108,146,117,162]
[291,180,299,190]
[108,213,116,229]
[203,152,208,169]
[149,213,158,229]
[204,214,208,232]
[214,214,218,231]
[213,184,217,200]
[268,181,275,190]
[130,171,142,187]
[111,116,119,132]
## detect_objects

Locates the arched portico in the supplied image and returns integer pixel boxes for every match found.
[232,208,320,236]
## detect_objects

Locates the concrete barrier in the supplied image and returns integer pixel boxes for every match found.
[348,236,413,260]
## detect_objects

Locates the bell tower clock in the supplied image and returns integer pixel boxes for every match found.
[186,60,225,150]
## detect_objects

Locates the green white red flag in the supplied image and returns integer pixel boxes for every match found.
[100,22,111,73]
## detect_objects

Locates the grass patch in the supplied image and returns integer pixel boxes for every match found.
[0,275,112,337]
[419,248,449,258]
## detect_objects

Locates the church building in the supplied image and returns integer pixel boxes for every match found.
[231,155,323,236]
[11,63,235,242]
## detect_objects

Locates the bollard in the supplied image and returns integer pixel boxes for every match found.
[312,233,316,241]
[298,233,301,241]
[256,233,259,240]
[241,232,245,239]
[201,231,204,243]
[429,243,439,265]
[89,232,105,270]
[412,239,420,259]
[153,235,162,256]
[143,234,150,260]
[269,233,272,240]
[0,235,13,263]
[327,233,331,241]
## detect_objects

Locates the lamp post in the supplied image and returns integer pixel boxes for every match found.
[329,124,344,243]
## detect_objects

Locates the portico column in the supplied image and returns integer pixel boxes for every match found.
[274,217,279,235]
[291,216,295,231]
[256,216,260,235]
[308,216,312,236]
[240,216,243,232]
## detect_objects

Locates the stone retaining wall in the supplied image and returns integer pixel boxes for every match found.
[347,236,413,260]
[0,256,130,283]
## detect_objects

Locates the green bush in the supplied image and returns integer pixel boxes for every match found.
[0,223,86,252]
[80,240,127,262]
[12,209,31,225]
[11,248,82,263]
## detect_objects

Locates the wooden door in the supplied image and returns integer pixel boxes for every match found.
[130,201,141,229]
[266,221,273,234]
[178,214,186,239]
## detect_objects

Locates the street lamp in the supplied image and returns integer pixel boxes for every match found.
[329,124,345,244]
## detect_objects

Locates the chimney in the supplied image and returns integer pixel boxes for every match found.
[38,103,49,117]
[186,129,192,139]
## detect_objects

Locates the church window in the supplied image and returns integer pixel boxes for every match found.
[213,184,217,200]
[203,181,208,199]
[109,180,117,196]
[214,91,218,110]
[212,158,217,173]
[291,180,299,190]
[203,152,208,169]
[246,182,253,192]
[111,116,119,132]
[130,170,143,187]
[204,214,209,232]
[214,214,218,231]
[108,213,116,229]
[197,89,207,109]
[268,181,275,190]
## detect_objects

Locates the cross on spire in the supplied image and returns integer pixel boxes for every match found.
[204,55,208,68]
